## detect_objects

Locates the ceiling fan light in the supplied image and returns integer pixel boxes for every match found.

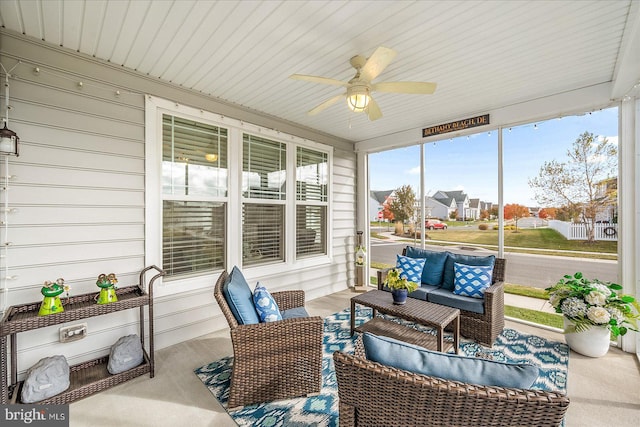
[347,93,370,112]
[346,85,371,113]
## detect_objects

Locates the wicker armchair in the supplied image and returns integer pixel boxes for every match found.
[333,340,570,427]
[377,248,505,346]
[214,270,323,409]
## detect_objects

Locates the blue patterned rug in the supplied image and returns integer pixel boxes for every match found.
[195,307,569,426]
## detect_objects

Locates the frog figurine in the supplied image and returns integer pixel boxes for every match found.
[38,278,66,316]
[96,273,118,304]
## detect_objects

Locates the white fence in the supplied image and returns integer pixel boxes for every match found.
[548,220,618,241]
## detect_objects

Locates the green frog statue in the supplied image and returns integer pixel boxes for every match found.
[38,278,66,316]
[96,273,118,305]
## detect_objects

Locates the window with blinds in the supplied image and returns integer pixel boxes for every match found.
[296,147,328,257]
[242,134,286,266]
[162,115,228,278]
[242,134,286,199]
[162,115,228,197]
[163,201,226,275]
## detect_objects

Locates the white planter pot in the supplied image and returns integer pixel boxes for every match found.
[563,317,611,357]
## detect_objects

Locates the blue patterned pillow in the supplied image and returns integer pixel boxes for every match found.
[453,263,493,298]
[396,255,426,284]
[253,282,282,322]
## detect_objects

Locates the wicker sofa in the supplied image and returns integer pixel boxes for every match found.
[377,246,505,346]
[333,339,570,427]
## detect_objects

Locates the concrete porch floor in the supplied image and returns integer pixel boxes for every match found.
[68,288,640,427]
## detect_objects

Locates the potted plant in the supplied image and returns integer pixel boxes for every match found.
[546,272,640,357]
[384,268,419,305]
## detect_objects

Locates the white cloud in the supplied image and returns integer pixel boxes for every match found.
[407,166,420,175]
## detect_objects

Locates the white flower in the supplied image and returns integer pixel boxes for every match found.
[585,291,607,306]
[592,283,611,296]
[587,306,611,324]
[561,297,588,318]
[606,307,624,324]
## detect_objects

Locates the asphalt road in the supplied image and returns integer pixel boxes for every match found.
[371,240,618,288]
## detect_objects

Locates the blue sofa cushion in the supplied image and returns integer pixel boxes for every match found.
[222,266,260,325]
[408,285,439,301]
[362,333,539,389]
[396,254,425,284]
[253,282,283,322]
[404,246,448,286]
[281,307,310,319]
[428,288,485,314]
[453,263,493,298]
[442,252,495,291]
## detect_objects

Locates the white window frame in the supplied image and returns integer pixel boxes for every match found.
[145,96,332,296]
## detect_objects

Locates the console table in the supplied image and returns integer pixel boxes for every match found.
[0,265,164,404]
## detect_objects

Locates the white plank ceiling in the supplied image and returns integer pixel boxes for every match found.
[1,0,638,143]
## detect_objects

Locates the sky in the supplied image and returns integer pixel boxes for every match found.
[369,107,619,207]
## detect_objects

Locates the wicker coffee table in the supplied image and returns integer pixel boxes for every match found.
[351,290,460,354]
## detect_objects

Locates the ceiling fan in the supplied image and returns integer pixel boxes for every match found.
[290,46,437,121]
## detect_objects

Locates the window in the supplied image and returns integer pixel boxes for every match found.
[296,147,328,257]
[242,134,286,266]
[147,97,332,282]
[162,115,227,278]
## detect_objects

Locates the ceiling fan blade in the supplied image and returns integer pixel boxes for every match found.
[360,46,397,82]
[366,97,383,121]
[290,74,347,87]
[308,93,345,115]
[373,81,437,94]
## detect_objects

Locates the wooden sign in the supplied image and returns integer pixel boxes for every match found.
[422,114,490,138]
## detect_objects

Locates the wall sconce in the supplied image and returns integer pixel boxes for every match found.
[0,123,19,156]
[1,63,19,156]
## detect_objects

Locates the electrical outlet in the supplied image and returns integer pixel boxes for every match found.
[59,323,87,343]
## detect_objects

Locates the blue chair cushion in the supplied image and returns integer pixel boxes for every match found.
[362,333,539,389]
[281,307,310,319]
[441,252,495,291]
[222,266,260,325]
[453,263,493,298]
[427,288,485,314]
[404,246,448,286]
[253,282,282,322]
[396,254,425,284]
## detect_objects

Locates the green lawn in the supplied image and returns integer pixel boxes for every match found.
[505,305,564,329]
[395,227,617,259]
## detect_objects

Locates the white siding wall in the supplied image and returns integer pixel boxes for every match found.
[0,32,356,376]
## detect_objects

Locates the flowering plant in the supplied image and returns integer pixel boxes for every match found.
[546,272,640,337]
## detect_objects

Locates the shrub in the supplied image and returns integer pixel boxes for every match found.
[478,223,489,230]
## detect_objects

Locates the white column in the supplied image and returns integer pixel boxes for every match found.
[618,97,638,354]
[356,151,369,289]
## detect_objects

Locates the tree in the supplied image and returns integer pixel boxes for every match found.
[504,203,530,231]
[528,131,617,242]
[480,209,490,220]
[388,185,416,234]
[538,207,557,220]
[381,202,394,222]
[490,205,499,219]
